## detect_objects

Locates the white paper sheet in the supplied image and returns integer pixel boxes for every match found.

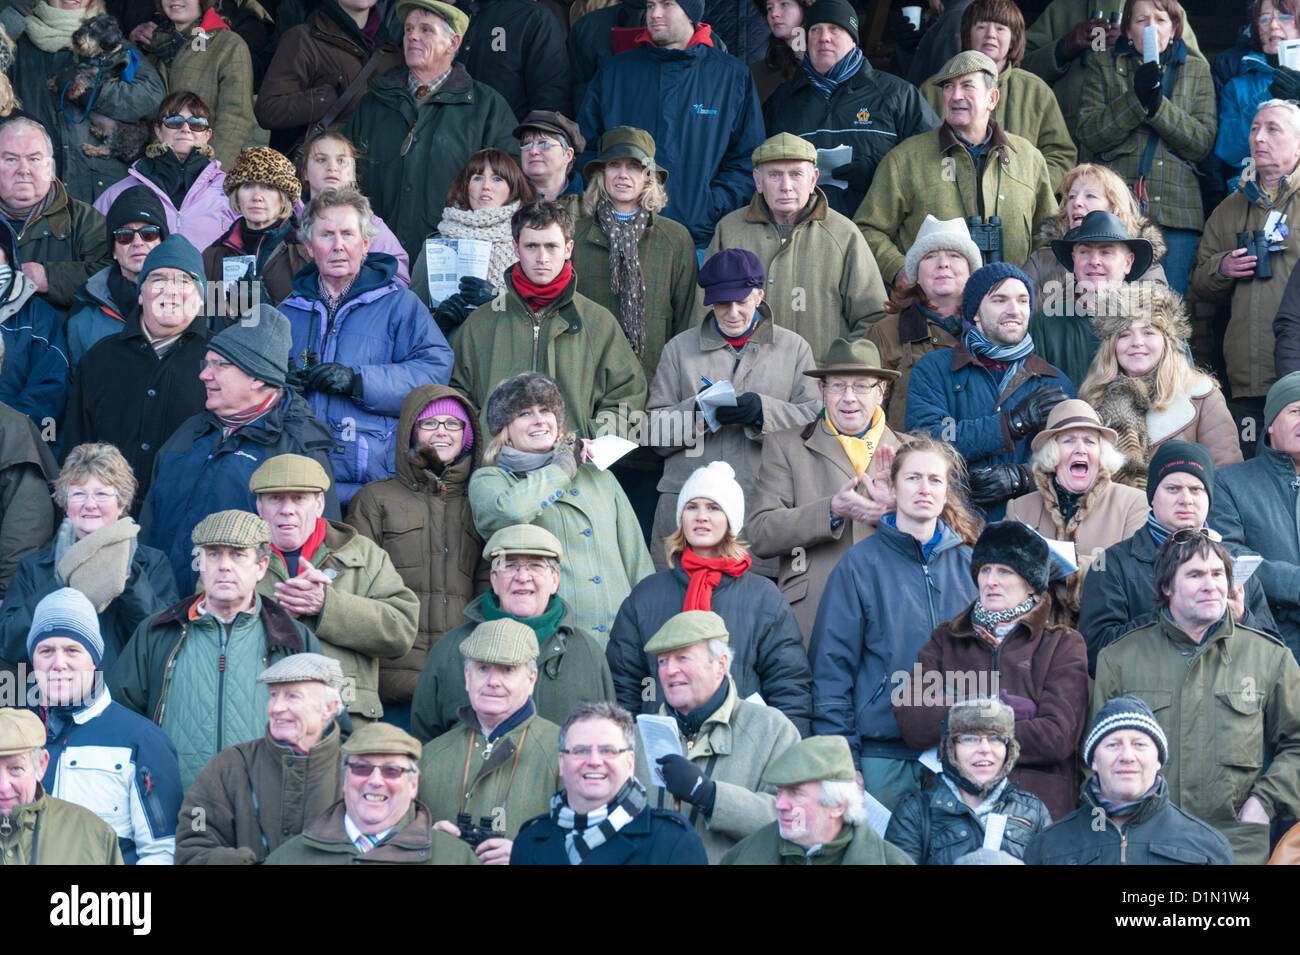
[983,812,1008,851]
[1233,554,1263,586]
[423,237,492,306]
[1281,39,1300,69]
[636,714,683,788]
[918,747,942,775]
[1141,25,1158,63]
[863,789,893,838]
[816,144,853,192]
[586,434,637,471]
[695,379,737,432]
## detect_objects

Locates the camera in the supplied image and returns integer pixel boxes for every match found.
[968,215,1004,264]
[456,812,497,848]
[1236,230,1272,279]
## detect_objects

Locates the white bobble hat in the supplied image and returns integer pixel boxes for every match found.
[675,461,745,535]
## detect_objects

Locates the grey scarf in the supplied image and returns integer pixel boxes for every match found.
[496,445,555,474]
[594,198,649,359]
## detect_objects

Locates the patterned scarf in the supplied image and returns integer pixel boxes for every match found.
[919,302,963,338]
[1146,513,1173,546]
[550,777,648,865]
[1052,478,1084,524]
[216,388,282,439]
[1087,773,1164,827]
[680,547,752,611]
[823,405,887,477]
[437,200,520,293]
[0,187,54,239]
[965,325,1035,394]
[971,594,1037,635]
[594,198,650,359]
[801,45,864,100]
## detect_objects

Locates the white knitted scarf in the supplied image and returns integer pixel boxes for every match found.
[436,200,520,293]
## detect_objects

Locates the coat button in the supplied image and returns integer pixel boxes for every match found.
[583,528,592,537]
[592,575,601,583]
[141,442,150,450]
[597,624,606,632]
[570,488,578,496]
[147,389,157,397]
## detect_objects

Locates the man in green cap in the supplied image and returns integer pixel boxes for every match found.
[411,523,614,742]
[635,609,800,863]
[0,708,122,865]
[703,132,887,364]
[110,510,324,791]
[417,618,563,865]
[747,338,901,642]
[251,453,419,725]
[722,734,913,864]
[266,721,478,864]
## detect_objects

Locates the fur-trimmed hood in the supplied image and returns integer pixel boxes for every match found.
[1037,210,1169,265]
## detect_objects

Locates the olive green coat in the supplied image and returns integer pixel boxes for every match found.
[721,818,915,865]
[1093,612,1300,865]
[416,708,562,841]
[704,189,888,363]
[15,180,112,310]
[635,678,801,864]
[264,799,479,864]
[0,787,122,865]
[255,519,419,722]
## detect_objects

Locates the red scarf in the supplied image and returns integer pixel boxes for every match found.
[510,261,573,310]
[680,548,751,611]
[270,517,328,576]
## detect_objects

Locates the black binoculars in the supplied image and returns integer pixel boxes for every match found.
[968,215,1004,264]
[1236,230,1273,279]
[456,812,497,847]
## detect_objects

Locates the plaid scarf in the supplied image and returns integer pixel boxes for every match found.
[550,777,648,864]
[594,198,650,359]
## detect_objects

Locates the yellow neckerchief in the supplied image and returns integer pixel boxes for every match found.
[824,406,886,477]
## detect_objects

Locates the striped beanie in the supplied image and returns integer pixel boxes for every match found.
[26,588,104,666]
[1083,695,1168,765]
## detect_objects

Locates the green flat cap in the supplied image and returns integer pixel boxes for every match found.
[762,735,857,787]
[342,722,423,760]
[191,510,270,548]
[584,126,668,185]
[643,610,728,655]
[460,619,540,666]
[396,0,469,35]
[483,524,563,562]
[249,453,332,494]
[0,708,46,756]
[752,132,817,166]
[933,49,999,87]
[804,337,899,380]
[257,652,345,690]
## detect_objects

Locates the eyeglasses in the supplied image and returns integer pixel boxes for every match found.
[561,745,633,758]
[67,488,119,505]
[161,114,211,131]
[148,273,197,292]
[113,225,162,245]
[1259,13,1294,24]
[823,380,884,396]
[521,139,562,153]
[954,733,1009,748]
[346,761,415,780]
[198,358,235,373]
[417,416,465,432]
[499,559,552,578]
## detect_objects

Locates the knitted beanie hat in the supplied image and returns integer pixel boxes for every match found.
[137,233,206,297]
[106,184,169,246]
[675,461,745,535]
[26,587,104,666]
[961,261,1035,324]
[208,304,292,388]
[1083,695,1168,765]
[1146,440,1213,507]
[904,215,982,284]
[414,396,474,455]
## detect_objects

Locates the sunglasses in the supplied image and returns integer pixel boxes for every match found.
[113,226,162,245]
[160,114,210,131]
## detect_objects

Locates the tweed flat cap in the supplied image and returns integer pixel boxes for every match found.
[396,0,470,35]
[249,454,332,494]
[751,132,817,166]
[341,722,422,760]
[257,652,345,690]
[762,735,856,786]
[191,510,271,548]
[933,49,999,86]
[0,708,46,756]
[643,610,729,655]
[483,524,563,562]
[460,619,540,666]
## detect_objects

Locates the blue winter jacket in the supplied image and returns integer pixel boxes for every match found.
[1215,54,1273,174]
[904,343,1076,519]
[279,253,453,503]
[0,274,69,431]
[809,518,976,761]
[576,27,765,247]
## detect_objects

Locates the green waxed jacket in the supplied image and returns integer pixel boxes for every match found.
[264,800,479,864]
[256,519,419,722]
[346,64,519,258]
[1093,612,1300,865]
[721,819,915,865]
[0,787,122,865]
[416,708,562,841]
[14,180,112,311]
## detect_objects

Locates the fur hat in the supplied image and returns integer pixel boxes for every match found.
[223,146,302,209]
[1089,283,1189,345]
[940,697,1019,797]
[485,372,565,435]
[675,461,745,535]
[970,521,1051,594]
[903,215,982,284]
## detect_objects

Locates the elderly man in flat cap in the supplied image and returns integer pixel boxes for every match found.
[417,618,564,865]
[0,708,121,865]
[411,524,613,742]
[703,133,887,364]
[266,722,478,864]
[251,453,418,726]
[176,653,348,865]
[110,510,323,791]
[722,735,913,865]
[635,610,801,863]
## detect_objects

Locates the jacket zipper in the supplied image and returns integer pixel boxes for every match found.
[216,625,230,754]
[922,563,938,628]
[153,623,188,724]
[531,316,541,370]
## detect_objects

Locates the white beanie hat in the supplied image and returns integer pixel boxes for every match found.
[675,461,745,535]
[903,215,983,284]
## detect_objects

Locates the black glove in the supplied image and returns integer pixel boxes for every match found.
[305,361,362,398]
[1004,385,1067,441]
[831,159,872,196]
[285,365,309,397]
[433,293,473,335]
[1133,60,1162,116]
[967,464,1034,507]
[1272,64,1300,102]
[714,391,763,427]
[657,754,717,811]
[895,15,922,53]
[458,275,497,306]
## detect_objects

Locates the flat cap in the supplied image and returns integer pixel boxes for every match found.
[459,619,540,666]
[483,524,563,562]
[513,110,586,155]
[643,610,728,655]
[762,735,857,786]
[257,652,345,690]
[191,510,271,548]
[933,49,999,86]
[0,708,46,756]
[342,722,422,761]
[751,132,817,166]
[249,453,332,494]
[395,0,469,35]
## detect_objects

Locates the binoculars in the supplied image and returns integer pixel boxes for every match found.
[456,812,498,848]
[1236,230,1273,279]
[968,215,1004,264]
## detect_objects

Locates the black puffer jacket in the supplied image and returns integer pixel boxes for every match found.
[606,564,812,735]
[885,779,1052,865]
[1024,779,1235,865]
[456,0,572,118]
